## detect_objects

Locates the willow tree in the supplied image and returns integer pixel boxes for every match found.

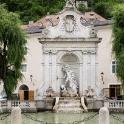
[0,5,27,98]
[112,6,124,92]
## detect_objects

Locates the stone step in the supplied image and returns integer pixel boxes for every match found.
[59,103,81,106]
[57,108,84,113]
[58,107,83,110]
[59,101,81,104]
[55,98,84,113]
[59,97,81,100]
[59,100,81,103]
[59,100,81,105]
[59,100,81,102]
[58,107,82,110]
[58,104,82,107]
[58,106,82,108]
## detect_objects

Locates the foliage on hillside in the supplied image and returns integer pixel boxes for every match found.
[91,0,123,18]
[0,0,124,23]
[0,0,65,23]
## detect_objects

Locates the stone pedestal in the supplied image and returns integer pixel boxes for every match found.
[99,107,109,124]
[11,107,22,124]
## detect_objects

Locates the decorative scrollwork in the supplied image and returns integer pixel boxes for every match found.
[43,50,58,54]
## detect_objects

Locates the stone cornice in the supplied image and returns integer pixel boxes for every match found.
[43,48,96,55]
[82,50,96,54]
[43,50,58,54]
[38,37,102,43]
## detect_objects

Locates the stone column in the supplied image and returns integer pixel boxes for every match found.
[41,50,45,96]
[99,107,109,124]
[11,107,22,124]
[51,51,57,92]
[56,63,61,91]
[79,63,83,96]
[87,53,91,87]
[49,52,52,87]
[90,51,96,89]
[44,51,51,88]
[82,51,88,94]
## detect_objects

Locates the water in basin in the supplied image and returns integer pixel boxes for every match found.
[0,112,124,124]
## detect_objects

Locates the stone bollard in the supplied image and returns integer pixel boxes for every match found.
[99,107,109,124]
[11,107,22,124]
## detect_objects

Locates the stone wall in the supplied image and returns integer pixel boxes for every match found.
[35,97,104,111]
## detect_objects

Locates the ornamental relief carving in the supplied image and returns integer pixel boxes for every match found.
[43,49,96,55]
[82,50,96,54]
[42,29,49,38]
[43,49,58,54]
[64,15,76,33]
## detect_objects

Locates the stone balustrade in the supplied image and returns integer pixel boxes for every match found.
[109,100,124,108]
[0,100,36,112]
[104,100,124,109]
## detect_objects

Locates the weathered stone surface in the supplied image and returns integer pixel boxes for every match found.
[11,107,22,124]
[86,98,104,110]
[55,97,84,113]
[99,107,109,124]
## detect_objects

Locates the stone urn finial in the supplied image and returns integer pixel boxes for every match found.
[65,0,76,9]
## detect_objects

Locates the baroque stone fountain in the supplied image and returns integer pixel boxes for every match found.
[46,65,88,113]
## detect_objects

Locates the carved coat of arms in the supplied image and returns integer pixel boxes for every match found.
[64,15,76,33]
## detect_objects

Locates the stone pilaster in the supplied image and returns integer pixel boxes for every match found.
[90,50,96,90]
[79,62,83,96]
[82,50,88,94]
[43,49,58,92]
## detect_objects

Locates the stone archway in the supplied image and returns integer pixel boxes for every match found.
[61,53,79,78]
[19,84,29,101]
[60,53,80,96]
[19,84,29,91]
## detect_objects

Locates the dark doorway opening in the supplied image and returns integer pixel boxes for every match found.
[24,90,29,100]
[19,85,29,101]
[109,85,121,99]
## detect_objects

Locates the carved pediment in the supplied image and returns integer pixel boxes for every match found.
[40,1,97,39]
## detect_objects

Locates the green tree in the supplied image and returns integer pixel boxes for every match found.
[93,2,112,18]
[0,0,65,23]
[0,0,124,23]
[0,5,27,98]
[112,6,124,92]
[91,0,122,19]
[77,3,87,13]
